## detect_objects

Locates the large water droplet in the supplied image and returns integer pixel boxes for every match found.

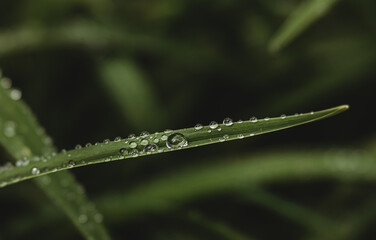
[161,135,168,141]
[223,117,233,126]
[166,133,188,149]
[129,142,137,148]
[10,89,22,100]
[31,167,40,175]
[194,124,203,131]
[140,139,149,146]
[209,121,218,129]
[250,117,258,123]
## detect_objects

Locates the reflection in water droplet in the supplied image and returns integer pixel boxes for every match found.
[166,133,188,149]
[194,124,203,131]
[31,167,40,175]
[223,117,233,126]
[209,121,218,129]
[129,142,137,148]
[250,117,258,123]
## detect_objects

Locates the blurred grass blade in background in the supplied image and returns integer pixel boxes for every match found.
[0,104,348,187]
[0,76,111,239]
[269,0,340,52]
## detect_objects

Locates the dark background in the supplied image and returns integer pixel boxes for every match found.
[0,0,375,239]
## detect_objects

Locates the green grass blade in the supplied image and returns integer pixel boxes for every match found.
[0,77,110,239]
[268,0,340,52]
[0,104,348,187]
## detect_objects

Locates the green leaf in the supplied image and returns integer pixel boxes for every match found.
[0,76,110,239]
[268,0,340,52]
[0,104,348,187]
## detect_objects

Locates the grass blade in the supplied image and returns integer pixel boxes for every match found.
[0,104,348,187]
[268,0,340,52]
[0,76,110,239]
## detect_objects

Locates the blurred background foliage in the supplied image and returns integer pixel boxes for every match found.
[0,0,375,239]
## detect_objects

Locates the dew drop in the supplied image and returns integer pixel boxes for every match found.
[223,134,229,140]
[237,134,244,139]
[144,144,158,153]
[119,148,128,155]
[130,149,139,157]
[209,121,218,129]
[68,160,76,168]
[78,214,88,224]
[140,139,149,146]
[164,129,173,134]
[114,136,121,142]
[10,89,22,100]
[140,131,149,138]
[166,133,188,149]
[223,117,233,126]
[129,141,137,148]
[4,121,16,137]
[153,138,160,143]
[237,120,243,123]
[264,117,270,121]
[128,134,136,139]
[250,117,258,123]
[310,111,314,115]
[85,143,92,147]
[75,144,82,150]
[0,77,11,89]
[31,167,40,175]
[194,124,203,131]
[280,114,286,119]
[161,135,168,141]
[103,139,110,144]
[250,133,255,136]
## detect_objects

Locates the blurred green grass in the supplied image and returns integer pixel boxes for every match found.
[0,0,375,239]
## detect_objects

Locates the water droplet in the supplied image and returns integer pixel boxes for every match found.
[250,133,255,136]
[103,139,110,144]
[68,160,76,168]
[0,77,11,89]
[166,133,188,149]
[164,129,173,134]
[250,117,258,123]
[85,143,92,147]
[114,136,121,142]
[207,129,212,133]
[16,157,29,167]
[130,149,139,157]
[161,135,168,141]
[310,111,314,115]
[294,113,299,117]
[237,134,244,139]
[75,144,82,150]
[140,131,149,138]
[223,135,229,140]
[4,121,16,137]
[264,117,270,121]
[209,121,218,129]
[119,148,128,155]
[153,138,160,143]
[140,139,149,146]
[144,144,158,153]
[78,214,88,224]
[223,117,233,126]
[194,124,203,131]
[128,134,136,139]
[10,89,22,100]
[217,127,222,131]
[31,167,40,175]
[129,141,137,148]
[237,120,243,123]
[280,114,286,119]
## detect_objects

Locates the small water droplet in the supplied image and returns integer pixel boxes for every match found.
[209,121,218,129]
[129,141,137,148]
[140,131,149,137]
[144,144,158,153]
[10,89,22,100]
[280,114,286,119]
[237,134,244,139]
[223,117,233,126]
[264,117,270,121]
[164,129,173,134]
[223,134,229,140]
[194,124,203,131]
[217,127,222,131]
[0,77,11,89]
[310,111,314,115]
[237,120,243,123]
[161,135,168,141]
[75,144,82,150]
[31,167,40,175]
[78,214,88,224]
[294,113,299,117]
[114,136,121,142]
[130,149,139,157]
[85,143,92,147]
[207,129,212,133]
[128,134,136,139]
[68,160,76,168]
[119,148,128,155]
[166,133,188,149]
[4,121,16,137]
[250,133,255,136]
[250,117,258,123]
[140,139,149,146]
[103,139,110,144]
[153,138,160,143]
